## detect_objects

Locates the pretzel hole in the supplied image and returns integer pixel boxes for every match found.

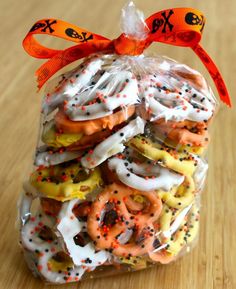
[134,227,152,245]
[116,228,133,244]
[38,225,57,241]
[118,226,151,246]
[41,198,62,216]
[153,238,162,249]
[99,202,120,227]
[49,251,74,272]
[188,126,199,133]
[72,170,91,183]
[73,201,91,221]
[73,232,90,247]
[103,208,119,226]
[126,195,150,214]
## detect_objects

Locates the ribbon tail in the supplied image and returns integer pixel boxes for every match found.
[36,41,113,90]
[192,44,231,107]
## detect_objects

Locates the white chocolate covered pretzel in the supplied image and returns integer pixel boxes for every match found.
[20,209,89,283]
[141,74,216,122]
[35,146,82,167]
[65,70,139,121]
[108,154,184,191]
[57,199,109,267]
[81,117,146,168]
[42,58,103,115]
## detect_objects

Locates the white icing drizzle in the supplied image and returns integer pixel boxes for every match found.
[108,156,184,191]
[81,117,146,168]
[65,70,139,120]
[42,58,104,115]
[35,148,82,167]
[141,74,216,122]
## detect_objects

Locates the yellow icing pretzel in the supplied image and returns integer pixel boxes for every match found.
[149,203,199,263]
[128,136,196,176]
[119,256,147,270]
[157,175,195,209]
[42,121,83,148]
[30,163,103,201]
[165,204,199,256]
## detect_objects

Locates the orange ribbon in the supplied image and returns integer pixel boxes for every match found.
[22,7,231,107]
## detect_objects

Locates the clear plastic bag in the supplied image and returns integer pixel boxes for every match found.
[19,2,218,284]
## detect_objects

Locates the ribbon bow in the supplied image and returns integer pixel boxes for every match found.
[22,7,231,106]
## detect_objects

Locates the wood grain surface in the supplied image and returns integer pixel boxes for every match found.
[0,0,235,288]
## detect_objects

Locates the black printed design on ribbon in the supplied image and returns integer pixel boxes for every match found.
[210,71,226,96]
[185,13,203,25]
[185,13,205,32]
[194,45,210,63]
[65,28,93,42]
[30,20,57,33]
[151,10,174,34]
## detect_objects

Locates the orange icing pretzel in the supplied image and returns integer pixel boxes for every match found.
[55,106,135,135]
[153,119,209,147]
[87,183,162,257]
[173,69,208,91]
[148,249,174,264]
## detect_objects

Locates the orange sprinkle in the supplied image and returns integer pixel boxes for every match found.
[37,265,43,271]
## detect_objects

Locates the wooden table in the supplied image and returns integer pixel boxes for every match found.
[0,0,235,288]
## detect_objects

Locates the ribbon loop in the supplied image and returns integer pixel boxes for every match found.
[23,18,109,59]
[22,8,231,107]
[146,8,205,47]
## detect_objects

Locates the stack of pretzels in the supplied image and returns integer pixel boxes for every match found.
[20,53,217,284]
